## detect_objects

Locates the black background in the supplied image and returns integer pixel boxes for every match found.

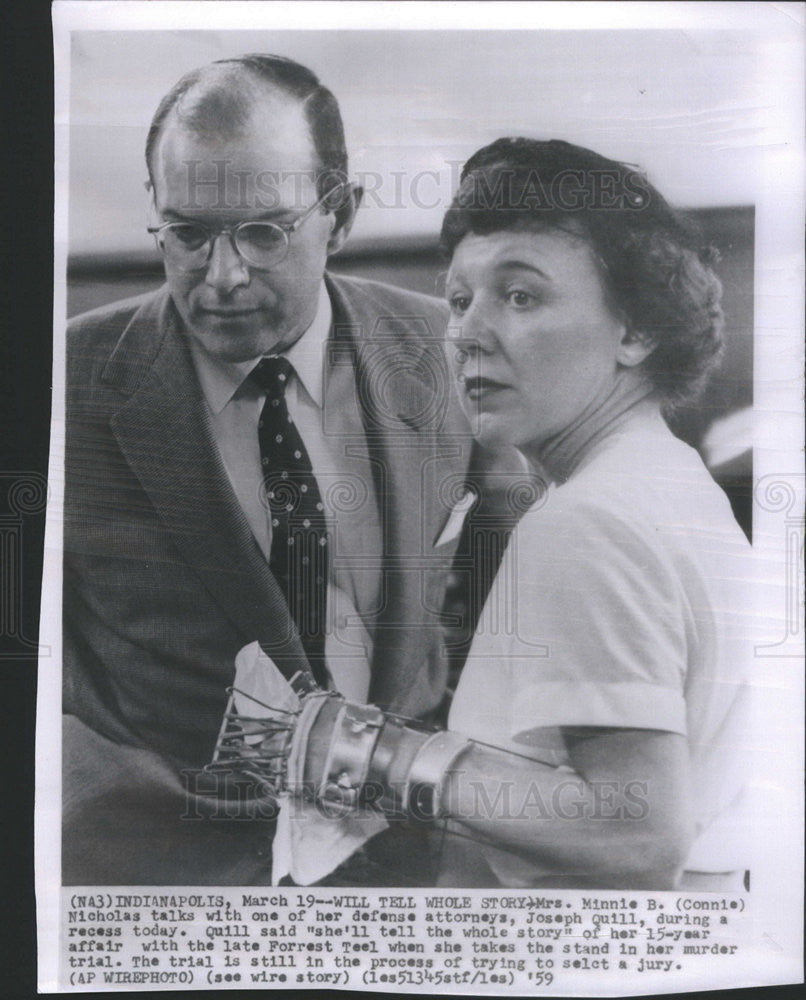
[3,2,52,997]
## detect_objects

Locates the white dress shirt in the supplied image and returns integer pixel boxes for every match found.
[189,282,379,701]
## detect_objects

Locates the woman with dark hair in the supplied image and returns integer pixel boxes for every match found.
[219,139,753,890]
[430,138,751,888]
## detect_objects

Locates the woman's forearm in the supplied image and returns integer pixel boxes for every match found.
[442,734,693,888]
[299,694,693,888]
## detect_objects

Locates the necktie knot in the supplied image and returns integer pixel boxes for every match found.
[251,356,293,397]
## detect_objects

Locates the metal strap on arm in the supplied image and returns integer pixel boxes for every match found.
[318,701,386,811]
[402,730,473,822]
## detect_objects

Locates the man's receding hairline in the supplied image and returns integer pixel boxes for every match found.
[149,68,317,178]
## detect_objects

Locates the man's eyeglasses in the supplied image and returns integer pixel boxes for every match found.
[147,185,344,273]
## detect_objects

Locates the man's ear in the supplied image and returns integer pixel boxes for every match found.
[327,183,363,256]
[616,325,657,368]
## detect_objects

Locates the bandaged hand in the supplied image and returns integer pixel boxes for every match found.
[208,641,472,824]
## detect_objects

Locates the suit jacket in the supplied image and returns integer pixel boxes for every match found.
[62,273,472,883]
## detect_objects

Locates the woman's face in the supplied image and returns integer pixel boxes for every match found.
[445,226,631,457]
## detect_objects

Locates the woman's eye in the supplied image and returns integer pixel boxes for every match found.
[506,289,535,307]
[448,294,471,315]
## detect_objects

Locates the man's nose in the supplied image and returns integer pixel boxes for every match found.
[204,233,250,293]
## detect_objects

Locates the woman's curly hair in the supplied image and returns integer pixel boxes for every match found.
[440,138,725,410]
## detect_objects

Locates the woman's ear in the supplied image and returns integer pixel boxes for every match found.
[616,326,657,368]
[327,183,364,256]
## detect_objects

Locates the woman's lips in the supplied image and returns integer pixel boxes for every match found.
[462,375,510,401]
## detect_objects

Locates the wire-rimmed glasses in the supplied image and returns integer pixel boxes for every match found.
[147,185,344,272]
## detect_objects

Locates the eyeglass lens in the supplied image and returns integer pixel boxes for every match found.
[157,223,288,271]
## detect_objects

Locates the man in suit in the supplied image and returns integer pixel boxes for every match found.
[63,54,473,884]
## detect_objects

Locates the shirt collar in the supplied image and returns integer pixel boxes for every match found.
[189,281,333,415]
[282,281,331,409]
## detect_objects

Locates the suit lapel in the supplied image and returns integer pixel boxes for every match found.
[104,290,306,667]
[326,274,469,542]
[326,276,471,710]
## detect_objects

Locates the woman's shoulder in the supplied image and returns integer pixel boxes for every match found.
[514,417,751,599]
[559,419,740,534]
[518,424,749,562]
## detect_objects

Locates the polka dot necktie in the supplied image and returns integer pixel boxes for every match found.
[251,356,329,687]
